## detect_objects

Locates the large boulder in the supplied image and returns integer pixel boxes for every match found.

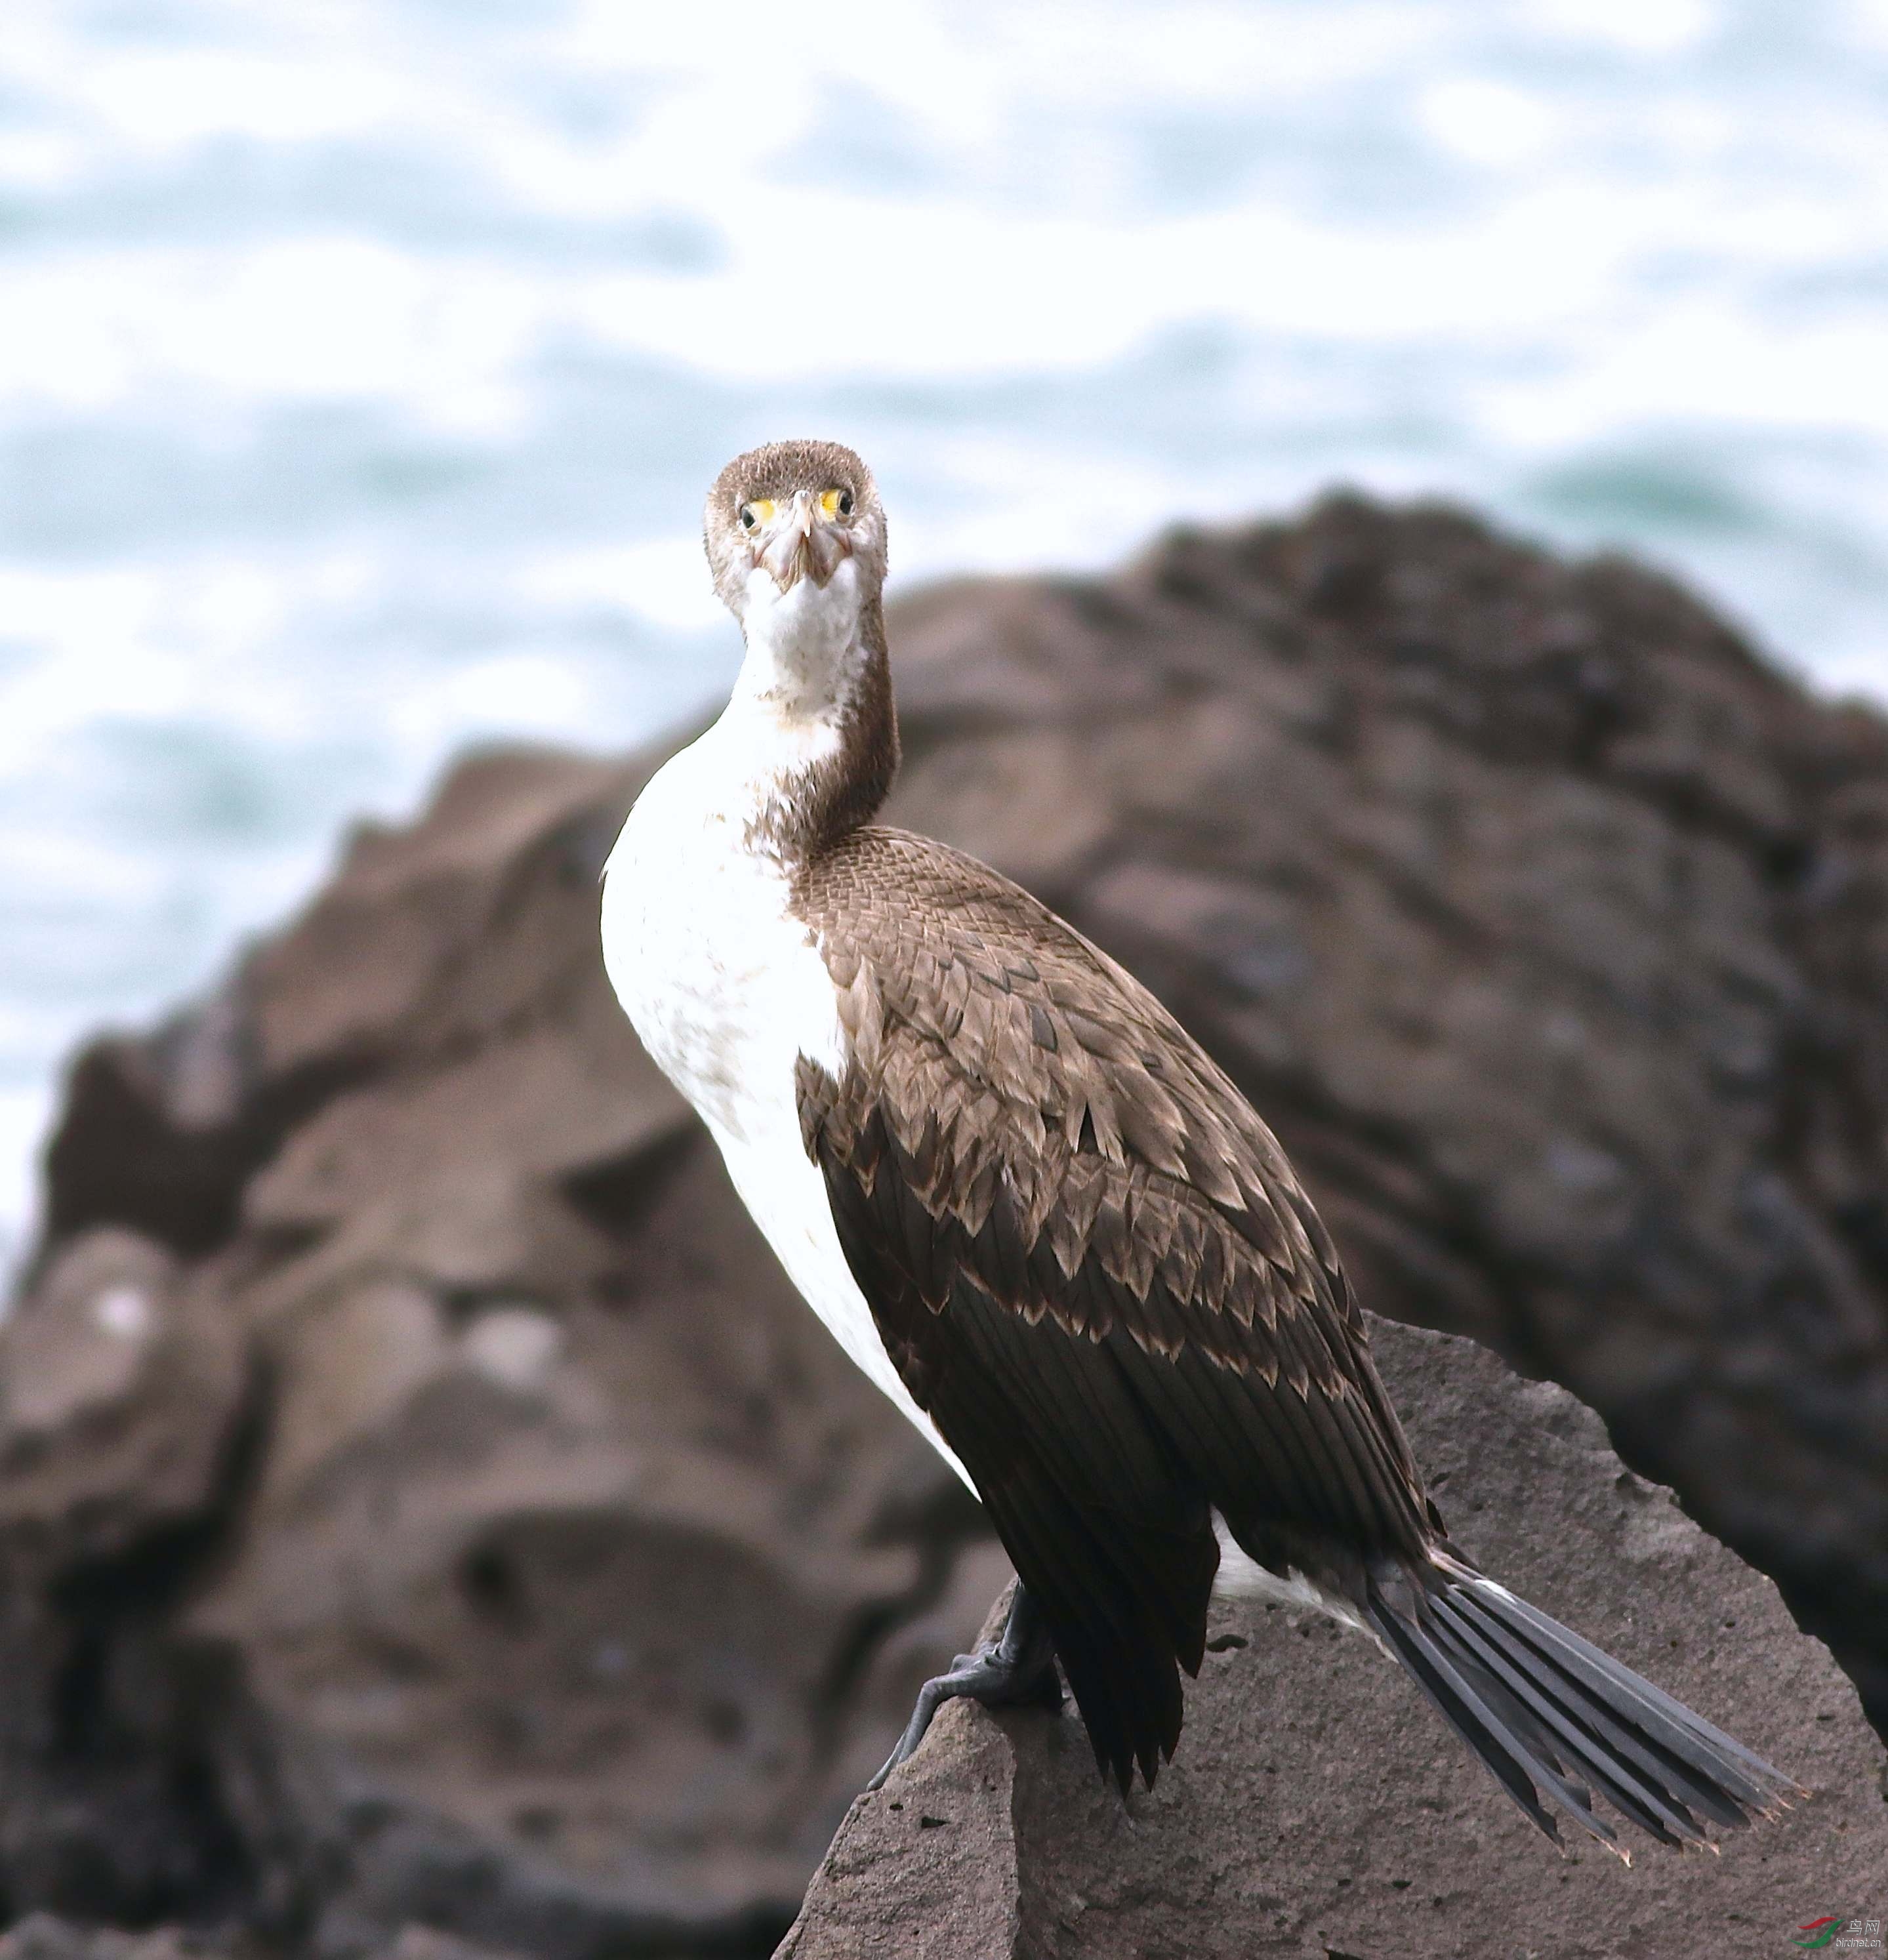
[3,750,990,1952]
[0,1915,516,1960]
[2,494,1885,1953]
[884,499,1888,1725]
[779,1315,1888,1959]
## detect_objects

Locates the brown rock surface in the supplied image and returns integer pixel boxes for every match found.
[779,1315,1888,1959]
[884,498,1888,1726]
[1,494,1885,1955]
[3,749,989,1952]
[0,1913,518,1960]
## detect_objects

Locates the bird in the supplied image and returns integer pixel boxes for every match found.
[600,438,1798,1853]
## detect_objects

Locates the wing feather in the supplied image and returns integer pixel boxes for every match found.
[793,827,1433,1789]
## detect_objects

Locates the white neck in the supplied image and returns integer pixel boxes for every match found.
[644,555,873,870]
[728,557,870,722]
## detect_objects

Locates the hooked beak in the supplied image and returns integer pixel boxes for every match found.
[758,490,851,593]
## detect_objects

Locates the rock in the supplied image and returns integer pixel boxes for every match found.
[0,1227,258,1923]
[0,1919,243,1960]
[0,1912,522,1960]
[884,502,1888,1728]
[2,496,1886,1954]
[0,1228,246,1562]
[779,1316,1888,1960]
[5,750,989,1951]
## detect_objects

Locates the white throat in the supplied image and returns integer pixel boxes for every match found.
[600,546,968,1486]
[731,555,869,722]
[601,553,878,1124]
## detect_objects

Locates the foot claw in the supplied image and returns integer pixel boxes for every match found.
[865,1588,1059,1793]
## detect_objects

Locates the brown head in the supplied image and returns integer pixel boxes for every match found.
[703,439,887,619]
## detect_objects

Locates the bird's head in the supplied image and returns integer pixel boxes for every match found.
[699,440,897,829]
[704,440,886,670]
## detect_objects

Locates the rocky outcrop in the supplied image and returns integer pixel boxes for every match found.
[0,1915,518,1960]
[2,748,996,1953]
[779,1315,1888,1959]
[2,494,1886,1955]
[884,499,1888,1724]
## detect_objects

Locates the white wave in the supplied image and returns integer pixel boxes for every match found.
[1,0,1887,1254]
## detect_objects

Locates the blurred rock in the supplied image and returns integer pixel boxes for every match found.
[886,498,1888,1730]
[5,749,989,1953]
[0,1228,243,1560]
[0,1913,520,1960]
[779,1316,1888,1960]
[2,495,1885,1955]
[0,1225,257,1922]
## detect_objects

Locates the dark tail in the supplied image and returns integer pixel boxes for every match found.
[1363,1551,1802,1858]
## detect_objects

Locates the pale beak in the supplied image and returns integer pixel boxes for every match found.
[758,490,850,592]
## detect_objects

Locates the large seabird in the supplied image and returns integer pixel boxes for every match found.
[602,439,1797,1850]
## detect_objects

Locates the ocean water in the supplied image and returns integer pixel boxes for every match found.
[4,0,1888,1267]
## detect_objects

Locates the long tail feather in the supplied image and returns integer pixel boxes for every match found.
[1363,1552,1802,1855]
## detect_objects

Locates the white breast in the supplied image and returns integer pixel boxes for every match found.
[602,720,972,1490]
[604,726,1384,1638]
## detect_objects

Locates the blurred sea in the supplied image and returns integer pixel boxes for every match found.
[3,0,1888,1267]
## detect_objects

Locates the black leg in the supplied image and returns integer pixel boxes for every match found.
[867,1584,1062,1791]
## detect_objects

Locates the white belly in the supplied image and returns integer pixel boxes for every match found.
[602,737,972,1490]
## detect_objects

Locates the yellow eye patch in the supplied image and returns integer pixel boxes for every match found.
[739,498,776,531]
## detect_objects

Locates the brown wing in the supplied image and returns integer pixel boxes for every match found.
[793,827,1435,1791]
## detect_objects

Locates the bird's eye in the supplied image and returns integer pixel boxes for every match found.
[819,487,855,520]
[739,499,775,532]
[838,489,855,515]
